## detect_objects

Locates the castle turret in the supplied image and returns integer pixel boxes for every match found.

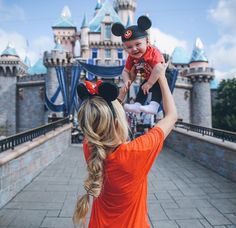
[114,0,136,25]
[52,6,77,56]
[43,40,72,118]
[80,14,89,59]
[184,38,215,127]
[0,44,28,135]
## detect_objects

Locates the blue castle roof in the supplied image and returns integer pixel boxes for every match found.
[171,47,190,64]
[89,0,123,32]
[28,58,47,75]
[95,1,102,10]
[24,56,31,67]
[190,38,208,63]
[1,44,19,57]
[52,6,76,28]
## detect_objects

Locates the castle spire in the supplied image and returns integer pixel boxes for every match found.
[1,43,19,57]
[61,6,71,19]
[190,37,208,63]
[81,14,88,29]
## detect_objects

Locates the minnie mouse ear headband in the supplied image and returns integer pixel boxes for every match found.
[77,80,119,116]
[111,15,152,42]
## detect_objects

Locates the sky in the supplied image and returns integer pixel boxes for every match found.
[0,0,236,82]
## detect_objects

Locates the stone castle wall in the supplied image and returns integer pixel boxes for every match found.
[0,75,17,136]
[16,75,46,133]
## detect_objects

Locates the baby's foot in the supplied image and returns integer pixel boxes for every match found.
[139,101,160,114]
[124,102,141,113]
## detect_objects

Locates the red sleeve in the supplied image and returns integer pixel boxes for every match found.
[125,55,133,71]
[149,48,165,67]
[124,127,164,176]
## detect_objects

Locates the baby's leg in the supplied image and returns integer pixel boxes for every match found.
[139,83,161,114]
[135,81,148,105]
[124,82,148,113]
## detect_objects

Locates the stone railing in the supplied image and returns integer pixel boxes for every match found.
[166,123,236,182]
[0,119,72,208]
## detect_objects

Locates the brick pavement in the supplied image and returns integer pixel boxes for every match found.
[0,145,236,228]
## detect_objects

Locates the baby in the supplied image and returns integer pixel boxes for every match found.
[112,15,165,114]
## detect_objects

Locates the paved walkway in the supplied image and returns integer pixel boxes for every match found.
[0,145,236,228]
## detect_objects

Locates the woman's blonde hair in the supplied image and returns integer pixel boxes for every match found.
[73,96,128,226]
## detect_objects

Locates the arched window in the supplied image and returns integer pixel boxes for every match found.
[105,24,111,40]
[105,49,111,58]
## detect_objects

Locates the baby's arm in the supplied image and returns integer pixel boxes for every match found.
[142,63,163,95]
[122,66,137,92]
[122,68,132,93]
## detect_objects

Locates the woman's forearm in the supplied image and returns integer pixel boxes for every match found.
[155,73,178,138]
[158,76,177,119]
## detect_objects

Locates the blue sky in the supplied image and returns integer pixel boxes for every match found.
[0,0,235,81]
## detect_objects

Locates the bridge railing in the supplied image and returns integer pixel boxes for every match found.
[175,121,236,143]
[0,117,70,153]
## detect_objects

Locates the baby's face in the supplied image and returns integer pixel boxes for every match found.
[123,37,148,59]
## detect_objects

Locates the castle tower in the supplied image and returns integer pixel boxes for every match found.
[43,40,72,118]
[0,44,28,136]
[186,38,215,127]
[80,14,89,59]
[79,0,124,66]
[114,0,136,25]
[52,6,77,56]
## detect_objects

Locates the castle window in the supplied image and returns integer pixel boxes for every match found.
[117,48,123,59]
[105,49,111,58]
[105,24,111,40]
[92,48,98,59]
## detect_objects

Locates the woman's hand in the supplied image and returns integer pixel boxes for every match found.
[141,81,153,95]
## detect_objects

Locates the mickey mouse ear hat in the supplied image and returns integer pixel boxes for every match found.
[111,15,152,42]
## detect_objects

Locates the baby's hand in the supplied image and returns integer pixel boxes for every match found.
[124,80,131,92]
[142,81,153,95]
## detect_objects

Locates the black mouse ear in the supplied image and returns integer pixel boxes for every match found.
[98,82,119,102]
[77,83,90,101]
[111,23,125,36]
[137,15,152,31]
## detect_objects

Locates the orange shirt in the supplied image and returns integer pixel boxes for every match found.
[83,127,164,228]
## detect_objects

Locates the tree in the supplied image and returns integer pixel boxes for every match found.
[212,78,236,132]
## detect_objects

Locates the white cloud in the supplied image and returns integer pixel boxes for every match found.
[149,28,188,55]
[0,28,54,65]
[0,0,26,22]
[208,0,236,78]
[209,34,236,70]
[214,69,236,83]
[209,0,236,33]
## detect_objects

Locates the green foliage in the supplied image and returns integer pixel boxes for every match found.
[212,78,236,132]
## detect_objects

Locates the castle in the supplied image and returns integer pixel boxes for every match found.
[0,0,215,136]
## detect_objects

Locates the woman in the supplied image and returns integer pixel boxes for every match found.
[73,63,177,228]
